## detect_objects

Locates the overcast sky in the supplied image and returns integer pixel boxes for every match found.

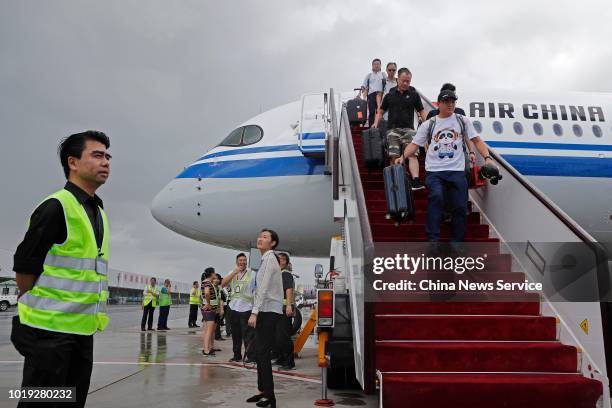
[1,0,611,287]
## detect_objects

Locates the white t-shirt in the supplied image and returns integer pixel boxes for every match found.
[413,114,478,172]
[362,71,387,95]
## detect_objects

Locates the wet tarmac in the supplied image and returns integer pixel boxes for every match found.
[0,305,377,407]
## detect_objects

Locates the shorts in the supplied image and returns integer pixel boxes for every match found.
[387,127,417,158]
[201,310,216,322]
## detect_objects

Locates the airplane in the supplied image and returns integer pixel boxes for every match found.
[151,89,612,257]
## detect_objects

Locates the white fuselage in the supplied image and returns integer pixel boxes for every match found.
[152,90,612,256]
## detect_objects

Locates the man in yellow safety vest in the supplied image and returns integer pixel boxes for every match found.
[11,131,112,407]
[157,279,172,330]
[188,280,201,328]
[141,277,159,331]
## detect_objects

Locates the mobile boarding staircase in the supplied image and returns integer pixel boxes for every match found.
[300,88,612,408]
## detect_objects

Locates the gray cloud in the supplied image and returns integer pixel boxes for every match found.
[1,0,611,285]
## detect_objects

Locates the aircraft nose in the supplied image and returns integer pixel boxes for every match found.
[151,182,176,229]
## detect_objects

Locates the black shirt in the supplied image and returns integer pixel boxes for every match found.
[380,86,424,129]
[281,270,295,302]
[13,182,105,276]
[426,107,467,120]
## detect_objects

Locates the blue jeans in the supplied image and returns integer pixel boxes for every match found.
[425,171,468,242]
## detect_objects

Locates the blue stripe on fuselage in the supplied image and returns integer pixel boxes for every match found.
[301,132,326,140]
[179,140,612,179]
[176,156,326,179]
[503,155,612,177]
[487,141,612,151]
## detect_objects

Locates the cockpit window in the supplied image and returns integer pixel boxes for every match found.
[242,125,263,145]
[219,127,243,146]
[218,125,264,147]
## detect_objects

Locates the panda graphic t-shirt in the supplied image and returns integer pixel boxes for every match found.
[413,114,478,172]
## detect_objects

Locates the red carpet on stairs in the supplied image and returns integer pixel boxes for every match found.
[350,126,604,407]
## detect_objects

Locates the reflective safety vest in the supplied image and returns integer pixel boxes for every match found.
[281,269,295,306]
[159,287,171,307]
[229,269,254,304]
[189,287,202,305]
[18,188,110,335]
[143,285,159,307]
[209,284,219,307]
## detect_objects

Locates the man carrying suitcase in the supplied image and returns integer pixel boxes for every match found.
[395,89,494,244]
[373,67,427,190]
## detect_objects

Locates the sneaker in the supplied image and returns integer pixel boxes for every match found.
[272,359,286,366]
[229,356,242,362]
[201,350,215,357]
[243,357,257,364]
[411,178,425,190]
[212,348,222,352]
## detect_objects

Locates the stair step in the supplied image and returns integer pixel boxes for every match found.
[380,373,602,408]
[368,210,481,224]
[376,315,557,341]
[373,236,500,243]
[374,300,541,315]
[370,223,490,238]
[376,341,578,373]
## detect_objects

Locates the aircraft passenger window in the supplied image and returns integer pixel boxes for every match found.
[593,125,603,138]
[219,127,244,147]
[493,121,503,134]
[533,123,543,136]
[513,122,524,135]
[242,125,264,146]
[553,124,563,136]
[572,124,583,137]
[473,120,483,133]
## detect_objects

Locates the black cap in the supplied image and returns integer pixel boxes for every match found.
[438,89,458,102]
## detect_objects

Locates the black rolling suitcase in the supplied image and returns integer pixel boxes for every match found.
[361,127,385,169]
[383,164,415,225]
[347,91,367,126]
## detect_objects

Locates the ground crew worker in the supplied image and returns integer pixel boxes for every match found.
[188,280,201,328]
[11,131,112,408]
[221,253,256,363]
[214,273,227,341]
[274,253,296,370]
[157,279,172,330]
[141,277,159,331]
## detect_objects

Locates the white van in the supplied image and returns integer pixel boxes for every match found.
[0,280,19,312]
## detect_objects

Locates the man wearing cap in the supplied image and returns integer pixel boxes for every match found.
[395,89,493,243]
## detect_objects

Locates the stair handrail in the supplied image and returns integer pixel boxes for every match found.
[335,103,376,392]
